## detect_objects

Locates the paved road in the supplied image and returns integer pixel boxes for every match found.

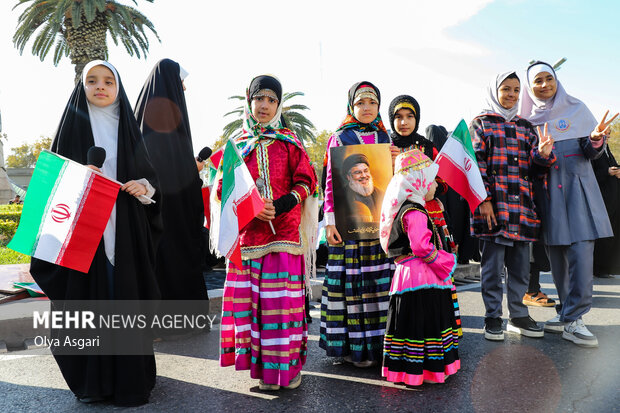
[1,273,618,412]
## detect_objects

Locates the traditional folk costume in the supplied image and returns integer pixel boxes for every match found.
[520,63,612,340]
[387,95,461,336]
[319,81,393,364]
[217,76,317,387]
[29,61,161,406]
[471,72,555,332]
[591,146,620,276]
[134,59,208,303]
[379,149,459,385]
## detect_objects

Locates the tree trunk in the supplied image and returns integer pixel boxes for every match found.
[64,12,108,84]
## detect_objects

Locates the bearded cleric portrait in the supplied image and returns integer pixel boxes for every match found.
[330,144,392,240]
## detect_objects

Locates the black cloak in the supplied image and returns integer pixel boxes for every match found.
[424,124,480,263]
[29,64,162,406]
[134,59,208,302]
[592,146,620,275]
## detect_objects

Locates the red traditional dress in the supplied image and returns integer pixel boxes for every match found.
[218,76,317,388]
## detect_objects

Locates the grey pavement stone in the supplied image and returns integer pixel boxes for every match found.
[0,273,618,412]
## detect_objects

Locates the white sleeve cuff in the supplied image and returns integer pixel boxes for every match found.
[325,212,336,226]
[136,178,156,205]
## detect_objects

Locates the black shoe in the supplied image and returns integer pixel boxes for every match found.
[484,317,504,341]
[507,316,544,338]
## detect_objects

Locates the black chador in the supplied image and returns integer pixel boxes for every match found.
[30,61,162,407]
[134,59,208,302]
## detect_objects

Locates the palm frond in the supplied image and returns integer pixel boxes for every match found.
[283,91,304,101]
[283,104,310,112]
[12,0,159,69]
[222,119,244,139]
[223,107,244,117]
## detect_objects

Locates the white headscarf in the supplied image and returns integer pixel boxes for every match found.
[82,60,120,264]
[485,71,520,122]
[379,149,438,253]
[519,62,597,141]
[179,65,189,81]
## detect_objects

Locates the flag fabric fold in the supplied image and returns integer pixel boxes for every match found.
[8,150,121,273]
[217,140,264,269]
[435,119,486,212]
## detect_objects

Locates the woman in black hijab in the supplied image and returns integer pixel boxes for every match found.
[592,145,620,277]
[30,60,162,406]
[134,59,208,303]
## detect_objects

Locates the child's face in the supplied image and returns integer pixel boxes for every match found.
[497,77,520,110]
[251,95,278,124]
[353,97,379,124]
[84,65,117,107]
[424,181,438,201]
[531,72,557,100]
[393,108,416,136]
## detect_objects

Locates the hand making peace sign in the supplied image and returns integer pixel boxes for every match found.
[590,110,619,141]
[536,122,554,159]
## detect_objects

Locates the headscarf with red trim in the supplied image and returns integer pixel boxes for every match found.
[235,75,303,159]
[336,80,387,133]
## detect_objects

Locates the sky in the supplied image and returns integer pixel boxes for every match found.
[0,0,619,158]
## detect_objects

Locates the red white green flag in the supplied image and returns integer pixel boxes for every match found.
[8,150,120,273]
[435,119,486,212]
[218,140,264,269]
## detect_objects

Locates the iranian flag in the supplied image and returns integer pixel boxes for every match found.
[435,119,487,213]
[9,150,120,273]
[218,140,264,269]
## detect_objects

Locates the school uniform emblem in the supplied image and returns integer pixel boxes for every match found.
[555,119,570,132]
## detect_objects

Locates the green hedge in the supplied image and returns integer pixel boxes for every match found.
[0,220,19,239]
[0,210,21,223]
[0,204,23,213]
[0,205,22,240]
[0,246,30,264]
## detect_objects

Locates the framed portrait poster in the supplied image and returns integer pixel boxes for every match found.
[330,143,392,240]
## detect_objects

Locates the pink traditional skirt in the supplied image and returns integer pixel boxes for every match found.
[220,252,307,386]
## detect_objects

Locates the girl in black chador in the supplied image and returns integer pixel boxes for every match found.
[30,60,162,407]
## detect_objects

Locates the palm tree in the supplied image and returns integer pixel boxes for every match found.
[222,92,317,146]
[12,0,159,82]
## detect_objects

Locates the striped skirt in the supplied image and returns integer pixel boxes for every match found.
[220,252,307,386]
[382,289,460,386]
[319,239,393,362]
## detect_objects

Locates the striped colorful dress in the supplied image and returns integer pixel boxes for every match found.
[220,253,307,385]
[320,128,394,362]
[219,136,317,387]
[382,202,460,385]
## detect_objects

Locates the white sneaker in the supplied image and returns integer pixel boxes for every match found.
[562,319,598,348]
[544,314,565,333]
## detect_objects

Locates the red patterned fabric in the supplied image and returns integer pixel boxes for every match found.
[425,199,457,253]
[202,187,210,228]
[469,112,556,241]
[239,139,317,256]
